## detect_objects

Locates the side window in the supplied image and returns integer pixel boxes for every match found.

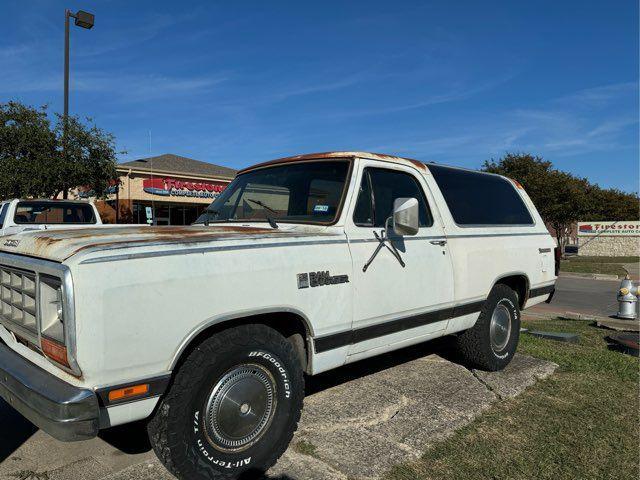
[353,172,374,226]
[0,203,7,229]
[429,165,534,225]
[353,168,433,228]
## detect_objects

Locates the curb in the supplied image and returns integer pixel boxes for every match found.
[561,311,601,321]
[559,272,620,281]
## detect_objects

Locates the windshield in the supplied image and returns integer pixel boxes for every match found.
[14,202,97,225]
[195,160,350,225]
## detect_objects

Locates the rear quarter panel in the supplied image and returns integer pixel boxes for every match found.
[421,171,556,306]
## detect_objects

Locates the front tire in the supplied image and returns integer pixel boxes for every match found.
[147,324,304,480]
[455,284,520,371]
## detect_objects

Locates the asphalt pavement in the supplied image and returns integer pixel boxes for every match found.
[529,274,620,318]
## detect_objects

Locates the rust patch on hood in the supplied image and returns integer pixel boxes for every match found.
[1,225,308,262]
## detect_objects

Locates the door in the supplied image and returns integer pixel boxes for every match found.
[345,161,454,354]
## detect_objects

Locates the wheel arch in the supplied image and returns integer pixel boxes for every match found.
[492,272,530,309]
[169,307,314,374]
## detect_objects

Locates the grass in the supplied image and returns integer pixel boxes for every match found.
[384,319,639,480]
[560,255,638,277]
[294,440,318,457]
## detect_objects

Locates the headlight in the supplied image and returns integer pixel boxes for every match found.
[39,275,65,344]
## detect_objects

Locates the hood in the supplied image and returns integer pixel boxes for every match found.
[0,225,321,263]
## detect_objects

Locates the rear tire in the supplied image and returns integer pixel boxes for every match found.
[147,324,304,480]
[455,284,520,371]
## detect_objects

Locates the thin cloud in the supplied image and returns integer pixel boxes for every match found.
[327,72,519,119]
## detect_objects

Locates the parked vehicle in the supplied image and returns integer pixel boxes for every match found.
[0,152,557,479]
[0,199,102,236]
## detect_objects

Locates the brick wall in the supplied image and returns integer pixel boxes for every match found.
[578,236,640,256]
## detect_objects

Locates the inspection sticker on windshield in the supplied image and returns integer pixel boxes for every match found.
[313,205,329,213]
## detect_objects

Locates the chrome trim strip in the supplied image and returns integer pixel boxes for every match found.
[80,231,550,264]
[80,239,349,265]
[446,232,549,238]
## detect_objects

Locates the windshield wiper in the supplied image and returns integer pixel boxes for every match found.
[246,198,277,214]
[246,198,279,229]
[202,209,219,226]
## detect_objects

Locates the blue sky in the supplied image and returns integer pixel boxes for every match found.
[1,0,638,192]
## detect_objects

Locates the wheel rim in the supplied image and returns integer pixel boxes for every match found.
[204,364,277,452]
[490,303,512,352]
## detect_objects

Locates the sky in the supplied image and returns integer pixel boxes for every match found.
[1,0,638,192]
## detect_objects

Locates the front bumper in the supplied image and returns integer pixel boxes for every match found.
[0,341,99,441]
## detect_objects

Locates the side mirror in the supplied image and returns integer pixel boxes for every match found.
[392,197,419,236]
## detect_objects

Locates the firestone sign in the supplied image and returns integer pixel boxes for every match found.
[143,177,227,199]
[577,221,640,236]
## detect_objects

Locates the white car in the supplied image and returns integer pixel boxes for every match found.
[0,199,102,236]
[0,152,557,480]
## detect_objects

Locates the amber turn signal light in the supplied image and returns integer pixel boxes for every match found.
[41,337,70,368]
[108,384,150,403]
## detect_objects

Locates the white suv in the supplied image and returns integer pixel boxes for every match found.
[0,152,557,480]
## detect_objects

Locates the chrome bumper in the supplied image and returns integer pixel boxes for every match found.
[0,341,99,441]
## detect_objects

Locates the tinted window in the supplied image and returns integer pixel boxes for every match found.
[14,202,96,224]
[429,165,533,225]
[0,203,7,229]
[196,161,350,225]
[353,168,433,228]
[353,172,374,226]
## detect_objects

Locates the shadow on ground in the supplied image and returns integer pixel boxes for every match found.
[0,336,462,475]
[0,398,37,463]
[306,336,456,396]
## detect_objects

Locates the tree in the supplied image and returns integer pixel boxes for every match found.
[0,102,57,198]
[0,101,119,199]
[482,153,639,249]
[51,113,119,199]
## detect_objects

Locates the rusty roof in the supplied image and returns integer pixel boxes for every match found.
[238,151,427,174]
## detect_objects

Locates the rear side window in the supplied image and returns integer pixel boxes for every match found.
[14,202,96,224]
[353,168,433,228]
[429,165,533,226]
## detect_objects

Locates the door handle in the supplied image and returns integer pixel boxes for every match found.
[430,240,447,246]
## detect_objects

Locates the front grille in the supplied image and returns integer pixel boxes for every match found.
[0,266,37,336]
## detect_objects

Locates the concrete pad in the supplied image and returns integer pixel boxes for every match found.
[1,353,557,480]
[596,317,640,332]
[102,461,175,480]
[472,354,558,399]
[268,450,348,480]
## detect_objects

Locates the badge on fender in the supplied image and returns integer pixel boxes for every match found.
[297,271,349,289]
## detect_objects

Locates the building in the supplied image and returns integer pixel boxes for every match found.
[98,154,237,225]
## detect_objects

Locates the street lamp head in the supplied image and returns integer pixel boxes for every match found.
[73,10,94,29]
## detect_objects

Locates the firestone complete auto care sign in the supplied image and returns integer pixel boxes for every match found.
[577,221,640,236]
[142,177,226,199]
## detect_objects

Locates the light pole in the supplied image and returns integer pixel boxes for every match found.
[63,9,94,142]
[62,9,93,198]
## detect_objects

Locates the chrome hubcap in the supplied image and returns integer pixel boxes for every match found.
[204,364,276,452]
[490,304,512,352]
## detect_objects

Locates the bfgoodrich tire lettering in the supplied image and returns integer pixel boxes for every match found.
[455,284,520,371]
[147,324,304,480]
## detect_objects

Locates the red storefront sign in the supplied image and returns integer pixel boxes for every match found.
[143,177,227,198]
